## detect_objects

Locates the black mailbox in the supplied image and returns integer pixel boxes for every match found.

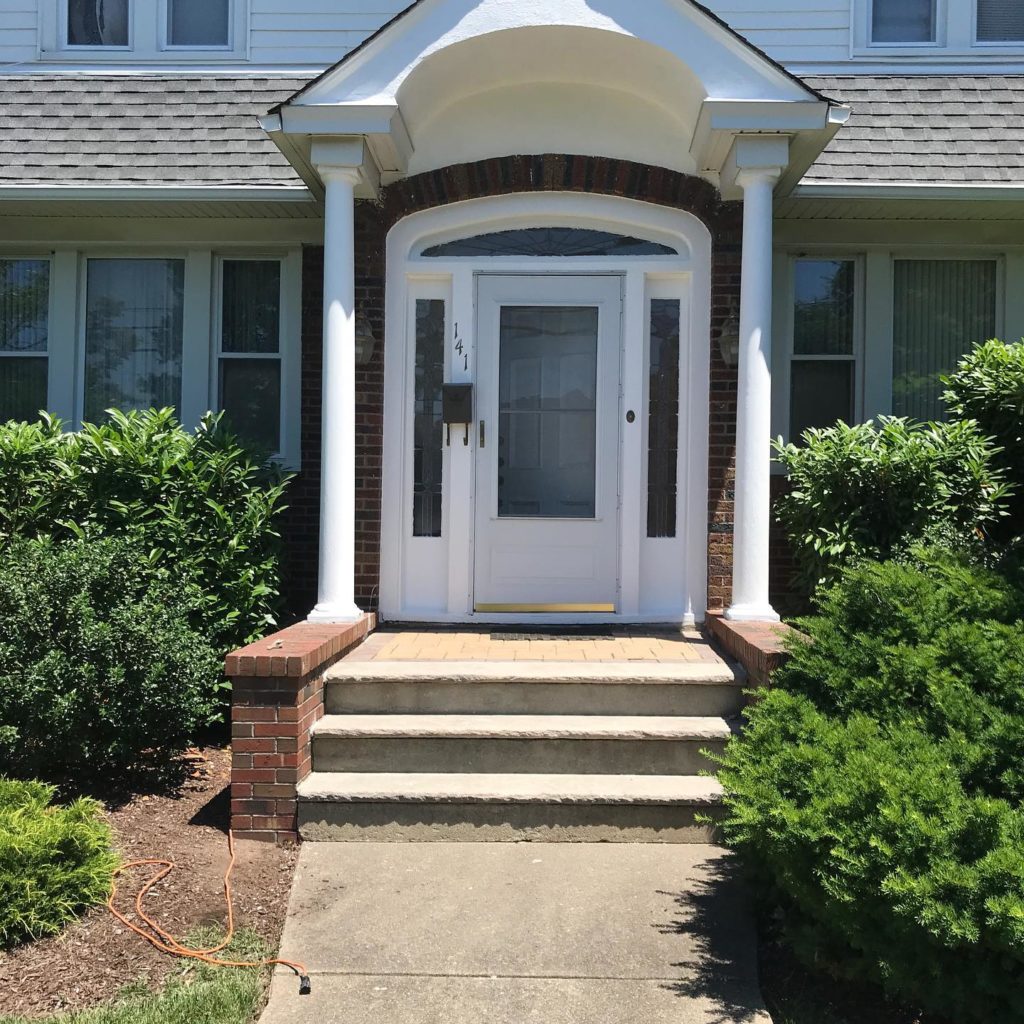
[442,383,473,424]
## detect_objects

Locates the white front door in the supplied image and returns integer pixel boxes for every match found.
[473,275,622,612]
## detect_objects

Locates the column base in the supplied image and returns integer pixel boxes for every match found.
[307,601,364,624]
[725,602,781,623]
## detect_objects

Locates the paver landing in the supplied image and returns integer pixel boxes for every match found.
[259,842,771,1024]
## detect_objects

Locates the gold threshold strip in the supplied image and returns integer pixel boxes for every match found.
[474,603,617,614]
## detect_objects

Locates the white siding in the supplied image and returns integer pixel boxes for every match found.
[248,0,409,66]
[702,0,852,65]
[0,1,38,64]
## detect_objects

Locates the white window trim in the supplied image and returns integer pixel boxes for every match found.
[0,255,53,422]
[853,0,1024,56]
[40,0,249,61]
[0,244,300,468]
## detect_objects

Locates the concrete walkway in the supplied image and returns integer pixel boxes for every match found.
[260,843,771,1024]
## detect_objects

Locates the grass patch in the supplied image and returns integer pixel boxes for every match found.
[0,929,273,1024]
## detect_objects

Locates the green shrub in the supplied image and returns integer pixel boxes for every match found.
[944,339,1024,541]
[774,417,1009,590]
[0,537,222,780]
[0,778,118,948]
[717,552,1024,1023]
[0,409,290,652]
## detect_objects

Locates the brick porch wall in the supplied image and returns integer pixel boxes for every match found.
[278,154,752,619]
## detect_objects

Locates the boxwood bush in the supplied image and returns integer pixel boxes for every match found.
[0,408,290,652]
[774,417,1009,591]
[0,778,118,948]
[0,537,222,780]
[716,550,1024,1023]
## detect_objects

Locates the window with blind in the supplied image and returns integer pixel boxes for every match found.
[413,299,446,538]
[892,260,998,422]
[167,0,230,46]
[871,0,936,42]
[84,258,184,422]
[977,0,1024,41]
[68,0,129,46]
[789,259,858,441]
[0,259,50,424]
[218,259,283,454]
[647,298,680,538]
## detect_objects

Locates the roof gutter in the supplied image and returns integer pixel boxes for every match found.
[794,182,1024,201]
[0,184,315,202]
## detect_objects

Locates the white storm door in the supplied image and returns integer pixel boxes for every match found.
[473,275,622,612]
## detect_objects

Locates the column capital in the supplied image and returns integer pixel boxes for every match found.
[311,136,371,187]
[724,134,790,196]
[735,165,783,192]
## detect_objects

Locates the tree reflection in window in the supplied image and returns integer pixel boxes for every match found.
[422,228,677,258]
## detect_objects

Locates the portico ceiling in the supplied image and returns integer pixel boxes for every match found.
[262,0,849,198]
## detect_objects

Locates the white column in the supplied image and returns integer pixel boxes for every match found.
[727,166,782,623]
[308,167,362,623]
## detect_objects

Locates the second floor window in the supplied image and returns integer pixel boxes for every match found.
[68,0,129,47]
[62,0,235,52]
[977,0,1024,42]
[871,0,936,44]
[167,0,230,47]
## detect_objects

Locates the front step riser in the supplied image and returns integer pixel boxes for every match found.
[312,736,726,776]
[298,801,723,844]
[325,681,744,718]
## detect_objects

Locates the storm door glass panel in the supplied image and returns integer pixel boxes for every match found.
[413,299,445,537]
[68,0,129,46]
[871,0,935,41]
[892,260,997,421]
[168,0,230,46]
[977,0,1024,41]
[648,299,680,538]
[0,259,49,422]
[497,306,598,519]
[84,258,184,422]
[790,258,857,440]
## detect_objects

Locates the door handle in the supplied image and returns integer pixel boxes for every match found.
[479,420,486,448]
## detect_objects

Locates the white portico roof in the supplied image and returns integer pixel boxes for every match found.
[263,0,848,197]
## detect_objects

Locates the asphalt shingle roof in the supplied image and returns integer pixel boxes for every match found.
[801,75,1024,186]
[0,75,310,187]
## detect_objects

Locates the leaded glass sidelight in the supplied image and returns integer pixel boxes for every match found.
[422,228,678,258]
[413,299,446,537]
[647,298,680,538]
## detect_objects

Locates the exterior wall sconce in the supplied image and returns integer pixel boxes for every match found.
[355,316,378,365]
[716,310,740,367]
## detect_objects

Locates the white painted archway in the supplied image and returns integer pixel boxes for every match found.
[379,191,712,624]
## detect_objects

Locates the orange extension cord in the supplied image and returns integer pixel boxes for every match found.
[107,829,311,995]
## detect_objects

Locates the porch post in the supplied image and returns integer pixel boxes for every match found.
[727,154,784,623]
[308,163,363,623]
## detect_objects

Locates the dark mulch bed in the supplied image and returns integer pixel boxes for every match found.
[758,926,952,1024]
[0,746,298,1019]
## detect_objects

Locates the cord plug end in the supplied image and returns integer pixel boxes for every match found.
[299,974,312,995]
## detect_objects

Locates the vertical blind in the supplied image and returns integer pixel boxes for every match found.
[892,260,997,422]
[977,0,1024,41]
[872,0,935,42]
[84,258,184,423]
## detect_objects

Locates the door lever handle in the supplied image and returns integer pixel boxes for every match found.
[479,420,486,448]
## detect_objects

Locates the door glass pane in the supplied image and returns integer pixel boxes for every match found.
[978,0,1024,41]
[413,299,445,537]
[872,0,935,42]
[892,260,997,421]
[84,258,184,422]
[0,358,48,423]
[790,361,854,441]
[168,0,230,46]
[68,0,129,46]
[793,259,855,356]
[498,306,598,519]
[648,299,680,538]
[219,359,280,454]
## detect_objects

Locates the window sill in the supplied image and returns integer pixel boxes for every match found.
[38,49,249,63]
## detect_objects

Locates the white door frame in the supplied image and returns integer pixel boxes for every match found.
[379,192,712,624]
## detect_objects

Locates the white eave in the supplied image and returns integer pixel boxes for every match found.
[0,184,315,203]
[793,181,1024,202]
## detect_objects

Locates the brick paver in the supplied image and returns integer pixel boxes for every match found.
[345,628,726,664]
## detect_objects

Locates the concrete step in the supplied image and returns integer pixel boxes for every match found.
[324,660,745,718]
[310,713,733,775]
[297,772,725,843]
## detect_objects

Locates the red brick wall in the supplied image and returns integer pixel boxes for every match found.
[279,154,747,618]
